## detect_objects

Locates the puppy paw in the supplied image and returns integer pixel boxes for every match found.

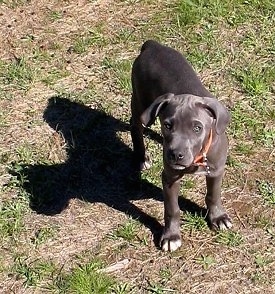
[210,214,232,231]
[140,160,151,170]
[160,234,182,252]
[140,153,151,170]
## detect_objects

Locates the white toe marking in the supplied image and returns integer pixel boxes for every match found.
[141,161,151,170]
[219,222,227,230]
[169,239,182,252]
[217,218,233,231]
[225,220,233,229]
[162,240,169,252]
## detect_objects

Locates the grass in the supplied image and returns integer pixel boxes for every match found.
[31,226,58,246]
[0,57,35,91]
[195,255,216,270]
[216,231,244,247]
[71,30,106,54]
[174,0,242,26]
[159,267,172,282]
[0,200,26,240]
[47,9,63,22]
[233,65,275,98]
[229,99,274,146]
[12,256,128,293]
[102,57,132,94]
[257,180,275,205]
[41,68,70,86]
[175,0,275,27]
[147,282,175,294]
[110,218,140,242]
[182,212,208,231]
[13,257,56,287]
[0,0,29,8]
[0,0,275,293]
[57,260,115,294]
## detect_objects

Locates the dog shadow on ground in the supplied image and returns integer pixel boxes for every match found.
[15,97,206,247]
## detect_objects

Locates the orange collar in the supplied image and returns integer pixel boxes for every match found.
[193,129,213,167]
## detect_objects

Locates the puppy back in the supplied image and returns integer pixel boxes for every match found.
[140,40,161,52]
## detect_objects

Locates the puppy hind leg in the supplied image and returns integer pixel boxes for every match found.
[130,114,151,170]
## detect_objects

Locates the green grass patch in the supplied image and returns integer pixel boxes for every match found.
[13,257,56,287]
[0,0,30,7]
[233,66,275,97]
[185,47,210,72]
[47,9,63,22]
[31,226,58,246]
[174,0,275,27]
[226,155,243,168]
[216,231,244,247]
[12,256,128,293]
[196,254,216,269]
[50,259,121,294]
[70,28,106,54]
[41,68,70,86]
[181,178,196,192]
[234,143,254,156]
[257,180,275,205]
[159,267,172,283]
[111,218,140,242]
[254,254,273,268]
[229,100,274,146]
[112,28,138,45]
[182,212,208,231]
[53,87,100,106]
[102,57,132,93]
[253,215,273,229]
[0,200,26,240]
[146,281,175,294]
[0,57,35,91]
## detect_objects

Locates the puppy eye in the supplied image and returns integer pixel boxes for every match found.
[164,122,172,130]
[193,125,202,133]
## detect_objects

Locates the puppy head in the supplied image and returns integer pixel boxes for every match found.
[141,93,230,169]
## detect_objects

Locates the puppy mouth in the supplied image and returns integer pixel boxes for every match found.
[169,160,196,170]
[171,164,187,170]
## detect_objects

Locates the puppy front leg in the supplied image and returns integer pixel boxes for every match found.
[160,170,182,252]
[206,174,232,230]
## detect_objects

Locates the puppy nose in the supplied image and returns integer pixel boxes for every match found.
[168,149,184,162]
[178,152,184,160]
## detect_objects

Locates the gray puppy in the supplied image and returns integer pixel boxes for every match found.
[130,40,232,252]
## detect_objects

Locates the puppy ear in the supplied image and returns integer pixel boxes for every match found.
[200,97,231,134]
[141,93,174,127]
